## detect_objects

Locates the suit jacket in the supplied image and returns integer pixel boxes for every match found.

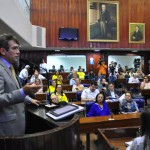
[104,89,120,99]
[0,60,26,136]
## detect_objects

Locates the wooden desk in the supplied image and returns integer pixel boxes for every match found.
[79,113,140,150]
[65,91,76,101]
[141,89,150,105]
[35,93,47,101]
[141,89,150,96]
[127,83,140,89]
[116,78,126,84]
[81,79,91,84]
[79,113,140,133]
[42,79,48,85]
[63,80,69,85]
[62,85,72,91]
[116,78,126,88]
[98,126,139,150]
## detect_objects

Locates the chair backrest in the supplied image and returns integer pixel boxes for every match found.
[85,101,95,116]
[76,91,82,101]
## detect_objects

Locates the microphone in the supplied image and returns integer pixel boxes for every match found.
[20,58,52,105]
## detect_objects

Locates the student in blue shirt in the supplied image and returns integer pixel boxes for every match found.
[120,91,139,114]
[87,92,110,117]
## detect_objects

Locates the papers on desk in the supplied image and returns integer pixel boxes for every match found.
[46,104,84,120]
[45,103,57,108]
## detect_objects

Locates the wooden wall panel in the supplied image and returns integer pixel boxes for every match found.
[30,0,150,50]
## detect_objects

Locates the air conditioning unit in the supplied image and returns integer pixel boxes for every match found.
[32,25,46,48]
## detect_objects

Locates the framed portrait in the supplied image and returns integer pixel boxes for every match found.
[87,0,119,42]
[129,23,145,43]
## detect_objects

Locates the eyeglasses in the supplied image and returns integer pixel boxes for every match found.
[10,45,20,50]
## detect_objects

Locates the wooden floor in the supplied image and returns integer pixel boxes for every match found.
[80,133,132,150]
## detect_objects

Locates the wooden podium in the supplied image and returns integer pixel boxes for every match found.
[0,106,80,150]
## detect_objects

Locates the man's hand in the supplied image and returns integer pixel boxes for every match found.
[23,83,41,95]
[30,99,40,106]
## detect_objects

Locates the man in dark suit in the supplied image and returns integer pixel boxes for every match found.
[132,25,143,41]
[99,4,111,38]
[0,34,41,137]
[104,82,121,100]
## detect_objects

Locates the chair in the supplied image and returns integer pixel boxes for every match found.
[76,91,82,101]
[83,84,90,87]
[85,101,95,116]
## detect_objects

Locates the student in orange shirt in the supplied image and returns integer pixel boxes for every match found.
[97,60,107,78]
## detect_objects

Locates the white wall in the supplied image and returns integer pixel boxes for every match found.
[0,0,46,48]
[108,55,141,68]
[47,55,86,71]
[0,0,32,45]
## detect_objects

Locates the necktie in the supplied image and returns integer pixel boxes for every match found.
[10,64,19,87]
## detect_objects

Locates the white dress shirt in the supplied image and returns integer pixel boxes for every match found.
[19,68,28,81]
[81,88,99,100]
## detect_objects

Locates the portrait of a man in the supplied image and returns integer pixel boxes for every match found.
[129,23,145,43]
[99,4,111,39]
[87,1,119,42]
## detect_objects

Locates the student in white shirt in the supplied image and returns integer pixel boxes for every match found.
[30,69,46,85]
[128,73,140,83]
[19,65,30,86]
[39,59,48,74]
[81,82,99,102]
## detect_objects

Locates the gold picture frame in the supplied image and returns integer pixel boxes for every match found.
[87,0,119,42]
[129,23,145,43]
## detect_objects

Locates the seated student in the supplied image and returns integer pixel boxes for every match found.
[127,110,150,150]
[87,69,96,80]
[59,65,65,72]
[87,93,110,117]
[30,69,46,85]
[118,71,125,79]
[81,82,99,102]
[120,91,139,114]
[34,78,43,94]
[140,75,150,90]
[72,78,84,92]
[70,73,78,85]
[128,73,140,83]
[47,80,57,94]
[136,68,145,79]
[97,78,108,91]
[104,82,121,100]
[77,68,85,80]
[52,70,63,84]
[51,84,68,104]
